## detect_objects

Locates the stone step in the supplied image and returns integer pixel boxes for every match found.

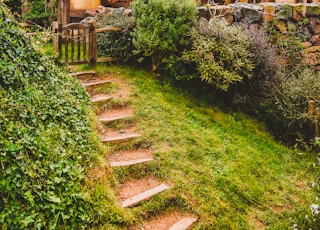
[169,217,198,230]
[90,95,113,103]
[68,70,97,77]
[121,183,171,208]
[110,157,153,167]
[100,133,142,143]
[99,114,132,123]
[82,79,112,87]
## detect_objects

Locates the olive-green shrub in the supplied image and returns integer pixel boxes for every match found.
[96,9,134,61]
[131,0,197,72]
[182,18,254,91]
[271,68,320,144]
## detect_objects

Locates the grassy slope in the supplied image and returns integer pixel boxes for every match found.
[89,64,317,229]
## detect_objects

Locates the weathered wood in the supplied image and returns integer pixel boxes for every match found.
[69,10,86,18]
[68,70,97,77]
[308,100,316,118]
[90,95,113,103]
[99,114,132,123]
[169,217,198,230]
[110,158,153,167]
[121,184,170,208]
[96,27,122,33]
[100,133,142,143]
[82,79,112,87]
[90,21,97,66]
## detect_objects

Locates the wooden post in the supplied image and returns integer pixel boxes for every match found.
[54,23,63,58]
[58,0,70,26]
[315,108,319,138]
[89,21,97,66]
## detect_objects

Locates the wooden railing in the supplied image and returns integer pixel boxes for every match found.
[54,21,122,65]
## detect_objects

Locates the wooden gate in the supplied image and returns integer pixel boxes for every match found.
[54,22,97,65]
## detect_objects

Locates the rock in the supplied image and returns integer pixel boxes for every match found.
[301,42,313,48]
[303,46,320,66]
[310,17,320,34]
[261,3,276,22]
[306,3,320,17]
[275,3,293,20]
[276,20,288,34]
[241,4,264,24]
[310,34,320,46]
[209,5,234,24]
[292,4,306,22]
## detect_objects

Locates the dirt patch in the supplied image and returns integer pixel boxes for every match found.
[118,177,165,202]
[109,148,153,162]
[247,211,266,230]
[100,126,140,139]
[130,211,197,230]
[97,107,134,120]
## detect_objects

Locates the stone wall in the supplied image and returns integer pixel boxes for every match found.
[199,3,320,69]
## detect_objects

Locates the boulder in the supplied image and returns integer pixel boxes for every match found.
[306,3,320,17]
[310,17,320,34]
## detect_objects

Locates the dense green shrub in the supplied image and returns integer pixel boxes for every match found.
[0,4,100,228]
[131,0,197,72]
[96,9,134,61]
[182,18,254,91]
[231,24,282,114]
[270,68,320,144]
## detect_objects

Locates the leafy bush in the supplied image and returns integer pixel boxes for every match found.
[231,24,282,114]
[96,9,134,61]
[131,0,197,72]
[0,4,102,228]
[270,68,320,144]
[182,18,254,91]
[23,0,57,28]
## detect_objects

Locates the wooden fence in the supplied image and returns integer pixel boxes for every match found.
[54,21,121,65]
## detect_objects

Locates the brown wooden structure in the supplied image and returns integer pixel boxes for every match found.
[55,22,97,65]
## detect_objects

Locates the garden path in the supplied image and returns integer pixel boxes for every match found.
[72,70,197,229]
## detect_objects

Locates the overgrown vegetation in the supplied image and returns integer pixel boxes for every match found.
[131,0,197,72]
[0,4,123,228]
[96,8,134,61]
[182,18,254,91]
[91,64,318,229]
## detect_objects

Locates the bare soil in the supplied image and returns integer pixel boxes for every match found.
[109,148,153,162]
[118,177,164,202]
[130,211,197,230]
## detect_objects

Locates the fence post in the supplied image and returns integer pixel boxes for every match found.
[89,21,97,66]
[54,23,63,58]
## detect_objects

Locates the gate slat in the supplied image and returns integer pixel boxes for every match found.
[77,28,81,61]
[71,29,74,62]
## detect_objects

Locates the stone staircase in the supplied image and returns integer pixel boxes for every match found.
[72,70,197,229]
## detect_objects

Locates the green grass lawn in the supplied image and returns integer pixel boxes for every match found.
[86,64,319,229]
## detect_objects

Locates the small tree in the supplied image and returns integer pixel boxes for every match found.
[131,0,197,72]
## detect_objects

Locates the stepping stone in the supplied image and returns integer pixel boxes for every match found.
[100,133,142,143]
[110,157,153,167]
[109,149,153,167]
[68,70,97,77]
[169,217,198,230]
[121,183,171,208]
[99,114,132,123]
[98,107,134,123]
[90,95,113,103]
[82,79,112,87]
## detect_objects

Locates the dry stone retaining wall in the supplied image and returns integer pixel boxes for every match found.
[198,3,320,69]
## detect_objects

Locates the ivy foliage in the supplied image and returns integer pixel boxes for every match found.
[0,4,101,229]
[182,18,254,91]
[131,0,197,72]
